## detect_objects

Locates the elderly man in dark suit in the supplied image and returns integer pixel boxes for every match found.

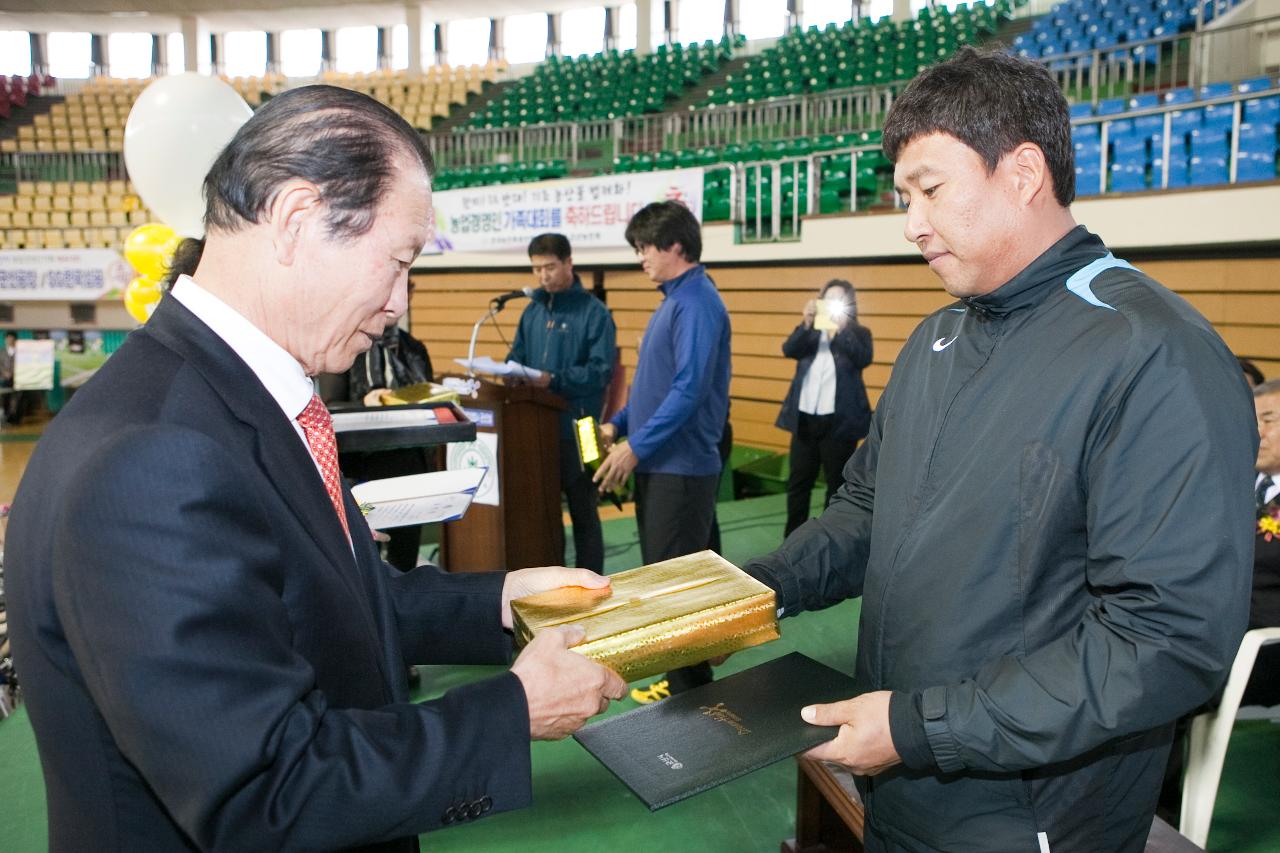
[4,85,624,853]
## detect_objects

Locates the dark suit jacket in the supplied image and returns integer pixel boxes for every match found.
[5,295,532,852]
[775,321,874,445]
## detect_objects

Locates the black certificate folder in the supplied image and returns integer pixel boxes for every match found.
[574,652,859,810]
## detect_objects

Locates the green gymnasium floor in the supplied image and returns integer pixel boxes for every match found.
[1,492,1277,852]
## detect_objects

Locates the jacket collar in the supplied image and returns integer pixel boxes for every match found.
[658,263,706,296]
[532,275,587,306]
[141,295,358,578]
[962,226,1108,318]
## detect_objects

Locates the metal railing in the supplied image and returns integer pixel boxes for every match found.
[423,84,898,170]
[1074,85,1277,195]
[729,143,889,242]
[0,151,128,187]
[1043,11,1280,103]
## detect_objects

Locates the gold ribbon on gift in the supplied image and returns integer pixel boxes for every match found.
[511,550,780,683]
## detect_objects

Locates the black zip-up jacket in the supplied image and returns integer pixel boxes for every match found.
[507,277,616,442]
[746,228,1257,852]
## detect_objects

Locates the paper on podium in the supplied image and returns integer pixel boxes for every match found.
[452,355,544,381]
[351,467,488,530]
[331,408,439,434]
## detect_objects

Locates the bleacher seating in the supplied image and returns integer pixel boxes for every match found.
[703,1,1011,107]
[323,62,502,130]
[1014,0,1245,65]
[1074,74,1279,196]
[0,179,150,250]
[468,37,740,129]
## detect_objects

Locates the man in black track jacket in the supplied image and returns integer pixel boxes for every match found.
[744,48,1257,852]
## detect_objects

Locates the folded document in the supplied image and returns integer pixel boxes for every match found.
[350,468,487,530]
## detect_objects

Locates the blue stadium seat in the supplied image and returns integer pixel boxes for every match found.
[1244,95,1280,122]
[1070,102,1095,119]
[1203,103,1235,129]
[1189,154,1229,186]
[1164,87,1196,105]
[1236,150,1277,182]
[1238,76,1274,94]
[1096,96,1128,115]
[1076,166,1104,196]
[1199,81,1234,99]
[1110,153,1148,191]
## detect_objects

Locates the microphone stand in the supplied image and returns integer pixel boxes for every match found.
[466,302,502,380]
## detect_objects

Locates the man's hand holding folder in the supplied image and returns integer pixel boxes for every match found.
[801,690,901,776]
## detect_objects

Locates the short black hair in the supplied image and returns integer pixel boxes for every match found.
[528,233,572,260]
[203,85,434,240]
[624,201,702,263]
[1240,357,1266,388]
[882,46,1075,207]
[161,237,205,289]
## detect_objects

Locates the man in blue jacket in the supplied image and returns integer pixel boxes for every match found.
[508,233,617,573]
[744,48,1256,851]
[595,201,732,699]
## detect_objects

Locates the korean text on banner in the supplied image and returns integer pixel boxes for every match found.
[429,168,704,254]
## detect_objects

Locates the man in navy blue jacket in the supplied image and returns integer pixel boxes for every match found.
[508,233,617,573]
[595,201,732,698]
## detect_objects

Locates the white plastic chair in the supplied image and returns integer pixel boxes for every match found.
[1180,627,1280,847]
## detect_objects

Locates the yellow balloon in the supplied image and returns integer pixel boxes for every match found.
[123,275,163,325]
[123,223,179,280]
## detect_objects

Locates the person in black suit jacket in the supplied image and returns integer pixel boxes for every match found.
[4,85,625,853]
[1247,378,1280,706]
[776,279,874,537]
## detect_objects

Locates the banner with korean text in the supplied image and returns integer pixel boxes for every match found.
[429,168,704,254]
[0,249,135,301]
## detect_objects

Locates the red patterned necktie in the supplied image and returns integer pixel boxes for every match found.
[297,394,350,541]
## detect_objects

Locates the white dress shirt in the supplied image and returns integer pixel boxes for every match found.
[1258,472,1280,506]
[170,275,319,471]
[797,330,837,416]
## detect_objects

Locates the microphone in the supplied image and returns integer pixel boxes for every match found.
[491,287,535,310]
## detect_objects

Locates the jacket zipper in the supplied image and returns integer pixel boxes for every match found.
[872,312,1005,686]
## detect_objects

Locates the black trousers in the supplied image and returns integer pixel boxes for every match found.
[634,470,720,692]
[785,412,858,538]
[560,439,604,573]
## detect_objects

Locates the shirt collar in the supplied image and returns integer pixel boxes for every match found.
[658,264,705,296]
[170,275,315,422]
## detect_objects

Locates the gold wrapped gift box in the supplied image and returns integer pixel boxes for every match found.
[511,550,780,683]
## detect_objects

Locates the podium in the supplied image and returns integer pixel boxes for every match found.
[440,378,567,572]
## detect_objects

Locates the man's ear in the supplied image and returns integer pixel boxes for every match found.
[267,179,324,266]
[1009,142,1050,206]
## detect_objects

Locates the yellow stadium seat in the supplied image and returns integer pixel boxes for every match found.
[53,196,72,212]
[70,211,90,227]
[127,209,148,225]
[0,211,10,229]
[30,211,50,228]
[72,182,91,195]
[14,197,33,213]
[53,182,72,196]
[33,196,51,211]
[0,196,12,212]
[49,211,70,228]
[109,210,128,227]
[0,140,17,153]
[108,180,126,195]
[17,127,35,141]
[90,210,109,227]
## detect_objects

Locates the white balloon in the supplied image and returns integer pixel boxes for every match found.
[123,73,254,238]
